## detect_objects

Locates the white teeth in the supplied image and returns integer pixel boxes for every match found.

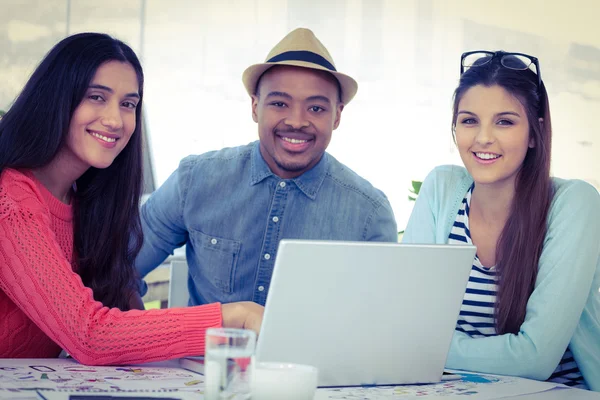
[282,137,307,144]
[90,131,116,143]
[475,152,500,160]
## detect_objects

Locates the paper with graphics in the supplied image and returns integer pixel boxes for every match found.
[0,359,565,400]
[314,371,562,399]
[0,358,204,398]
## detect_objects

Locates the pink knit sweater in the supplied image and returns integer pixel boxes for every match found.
[0,169,222,365]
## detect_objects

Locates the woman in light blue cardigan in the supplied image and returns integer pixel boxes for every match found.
[403,51,600,391]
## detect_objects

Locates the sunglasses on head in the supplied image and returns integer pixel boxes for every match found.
[460,50,542,90]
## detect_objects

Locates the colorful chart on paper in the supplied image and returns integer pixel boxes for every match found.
[0,360,562,400]
[314,371,561,399]
[0,358,204,397]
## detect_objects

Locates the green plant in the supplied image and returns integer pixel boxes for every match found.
[398,180,423,236]
[408,180,422,202]
[0,109,5,118]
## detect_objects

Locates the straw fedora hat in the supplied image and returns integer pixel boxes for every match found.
[242,28,358,104]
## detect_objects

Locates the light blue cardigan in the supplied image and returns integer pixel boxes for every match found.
[402,165,600,391]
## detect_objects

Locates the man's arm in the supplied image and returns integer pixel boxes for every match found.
[135,159,194,292]
[365,195,398,242]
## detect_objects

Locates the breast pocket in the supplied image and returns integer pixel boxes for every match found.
[188,229,241,294]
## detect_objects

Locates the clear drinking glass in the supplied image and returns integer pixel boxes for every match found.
[204,328,256,400]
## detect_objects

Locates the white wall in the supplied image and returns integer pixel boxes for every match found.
[1,0,599,229]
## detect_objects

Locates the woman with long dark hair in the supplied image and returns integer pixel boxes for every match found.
[0,32,262,365]
[403,51,600,390]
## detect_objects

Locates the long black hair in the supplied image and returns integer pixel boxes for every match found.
[451,52,553,334]
[0,32,145,310]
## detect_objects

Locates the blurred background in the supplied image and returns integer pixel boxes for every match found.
[2,0,599,230]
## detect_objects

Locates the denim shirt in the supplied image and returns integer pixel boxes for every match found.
[136,141,397,306]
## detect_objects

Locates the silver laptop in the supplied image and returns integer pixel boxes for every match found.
[255,239,476,387]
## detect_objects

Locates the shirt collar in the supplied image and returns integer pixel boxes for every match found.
[250,142,273,185]
[250,141,329,200]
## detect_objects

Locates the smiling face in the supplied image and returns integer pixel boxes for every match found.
[64,60,140,171]
[251,65,344,179]
[454,84,534,189]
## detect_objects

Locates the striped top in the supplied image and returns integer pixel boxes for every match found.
[448,186,588,389]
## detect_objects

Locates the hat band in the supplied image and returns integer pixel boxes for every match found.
[267,50,337,72]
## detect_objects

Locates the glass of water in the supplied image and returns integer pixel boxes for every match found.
[204,328,256,400]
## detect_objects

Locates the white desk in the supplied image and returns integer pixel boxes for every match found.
[0,359,598,399]
[510,388,600,399]
[315,384,600,400]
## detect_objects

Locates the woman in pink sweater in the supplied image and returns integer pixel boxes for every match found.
[0,33,263,365]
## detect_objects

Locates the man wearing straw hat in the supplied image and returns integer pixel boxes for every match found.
[135,28,397,309]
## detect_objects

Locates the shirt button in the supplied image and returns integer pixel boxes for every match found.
[264,253,271,260]
[210,238,217,245]
[279,181,286,188]
[272,216,279,223]
[258,286,265,292]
